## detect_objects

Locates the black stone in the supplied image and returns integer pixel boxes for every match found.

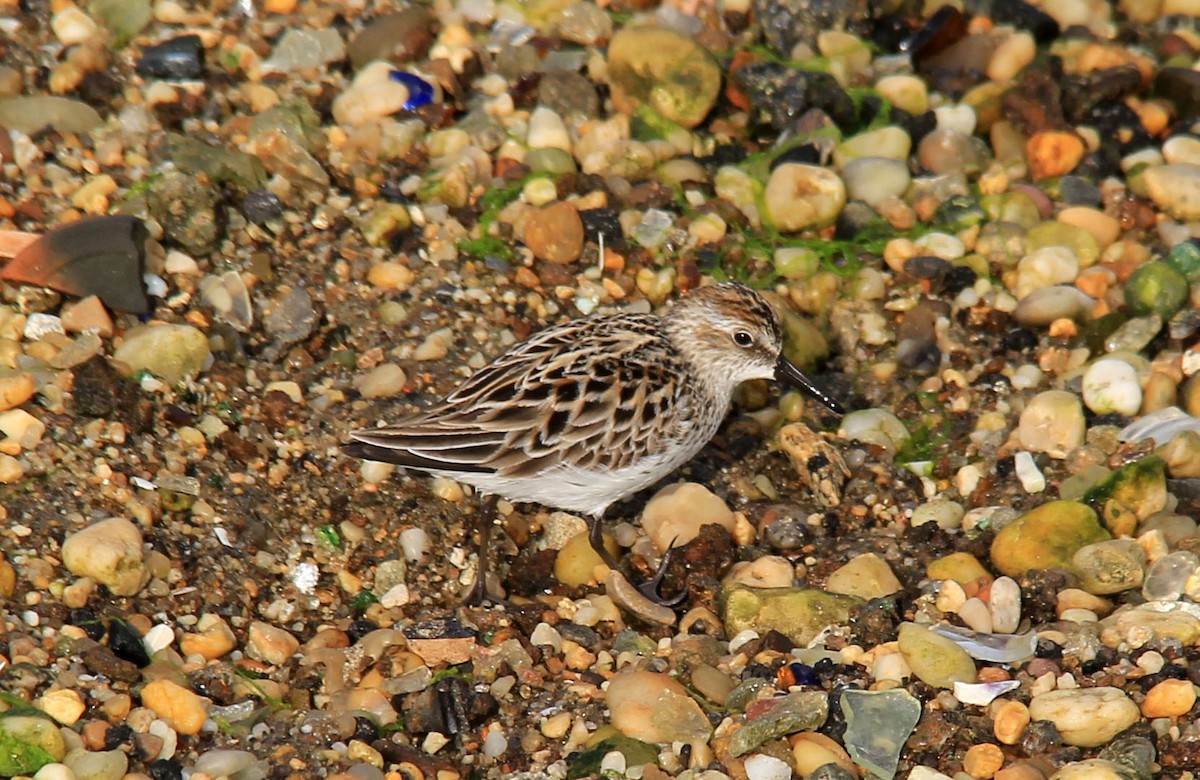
[896,337,942,376]
[769,142,824,168]
[136,35,205,80]
[578,208,626,249]
[989,0,1059,43]
[1061,66,1142,124]
[104,724,135,750]
[148,759,184,780]
[242,189,284,224]
[1157,67,1200,120]
[107,619,151,667]
[942,264,978,295]
[734,62,856,132]
[1058,175,1102,206]
[905,5,969,71]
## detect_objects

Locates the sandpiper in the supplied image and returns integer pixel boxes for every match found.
[344,282,842,604]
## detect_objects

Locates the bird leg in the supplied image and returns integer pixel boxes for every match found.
[459,494,511,607]
[588,518,688,607]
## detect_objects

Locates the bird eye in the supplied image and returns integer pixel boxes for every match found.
[733,331,754,347]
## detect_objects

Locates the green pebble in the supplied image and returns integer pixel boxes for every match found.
[1125,261,1189,318]
[1166,239,1200,281]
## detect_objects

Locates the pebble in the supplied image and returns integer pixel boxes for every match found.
[1143,163,1200,221]
[61,518,148,596]
[764,163,846,232]
[640,481,734,553]
[1027,687,1140,748]
[722,586,859,647]
[527,106,572,153]
[834,126,911,168]
[838,408,910,454]
[193,750,261,778]
[825,553,901,600]
[263,28,345,73]
[724,555,793,589]
[1013,285,1092,326]
[332,61,414,127]
[988,31,1035,81]
[963,743,1004,780]
[1072,540,1145,595]
[63,749,127,780]
[605,27,720,129]
[1018,391,1085,458]
[897,623,977,689]
[840,689,921,779]
[605,671,710,744]
[0,373,35,412]
[523,201,584,264]
[842,157,910,209]
[1013,247,1078,300]
[743,754,791,780]
[1013,451,1045,493]
[113,324,210,383]
[140,678,209,735]
[354,364,407,399]
[989,577,1021,634]
[990,500,1110,578]
[730,690,828,757]
[247,621,299,665]
[1141,678,1196,718]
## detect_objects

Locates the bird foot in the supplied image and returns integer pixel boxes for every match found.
[588,520,687,607]
[635,541,688,607]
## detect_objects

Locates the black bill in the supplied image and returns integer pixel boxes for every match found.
[776,357,844,414]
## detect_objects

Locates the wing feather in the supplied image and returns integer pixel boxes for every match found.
[345,312,688,478]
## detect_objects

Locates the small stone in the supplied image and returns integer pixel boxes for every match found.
[730,690,828,757]
[1018,391,1085,458]
[36,689,85,726]
[527,106,571,153]
[990,501,1110,577]
[606,27,720,129]
[1125,261,1189,319]
[791,732,858,778]
[64,749,127,780]
[554,531,613,588]
[764,163,846,232]
[354,364,407,399]
[113,324,210,383]
[640,482,733,553]
[61,295,114,337]
[367,261,415,291]
[989,576,1022,634]
[140,678,210,735]
[1013,285,1093,327]
[834,126,912,167]
[825,553,901,600]
[332,61,414,127]
[1072,540,1146,595]
[179,614,236,660]
[1026,131,1084,179]
[743,754,791,780]
[840,689,921,779]
[721,586,860,647]
[1013,246,1078,300]
[247,621,299,665]
[62,517,148,596]
[897,623,977,689]
[51,6,100,46]
[842,157,910,209]
[523,201,584,264]
[963,742,1004,780]
[0,373,34,412]
[263,28,345,72]
[724,556,794,589]
[993,700,1031,745]
[928,552,991,585]
[1144,163,1200,221]
[605,670,711,744]
[1140,678,1196,718]
[1027,687,1139,748]
[1081,358,1142,416]
[1057,206,1120,248]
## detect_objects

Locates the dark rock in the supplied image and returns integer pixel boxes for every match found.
[1156,67,1200,120]
[103,723,134,750]
[81,644,140,683]
[1061,66,1142,124]
[504,547,556,597]
[136,35,205,80]
[734,62,856,131]
[896,338,942,376]
[905,5,968,70]
[147,759,184,780]
[835,202,879,241]
[988,0,1059,43]
[1003,68,1069,134]
[1058,175,1102,206]
[537,71,600,119]
[557,621,601,649]
[905,255,952,284]
[770,142,825,168]
[108,619,150,667]
[73,356,153,431]
[242,189,284,223]
[753,0,870,55]
[146,169,221,255]
[578,208,626,249]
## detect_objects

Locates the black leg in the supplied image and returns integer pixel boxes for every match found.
[460,494,511,607]
[590,517,687,608]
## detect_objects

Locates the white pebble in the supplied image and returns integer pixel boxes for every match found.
[527,106,572,153]
[1014,451,1046,493]
[143,623,176,655]
[743,753,792,780]
[530,622,563,652]
[1082,358,1142,416]
[33,763,77,780]
[989,576,1022,634]
[359,460,395,485]
[933,103,976,136]
[482,726,507,757]
[354,364,407,399]
[399,528,429,561]
[913,231,965,260]
[24,312,65,340]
